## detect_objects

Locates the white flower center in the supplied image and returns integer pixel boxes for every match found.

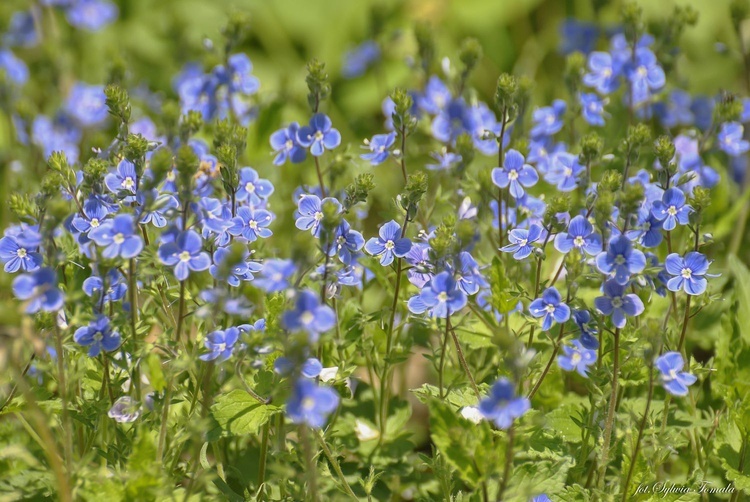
[314,131,324,141]
[90,218,100,228]
[113,233,125,244]
[179,251,191,262]
[17,248,27,258]
[574,236,585,247]
[93,331,103,342]
[611,296,623,308]
[637,66,648,78]
[667,205,677,216]
[564,167,573,177]
[245,182,256,193]
[681,267,692,279]
[571,352,582,365]
[302,397,316,410]
[122,177,135,190]
[508,169,519,181]
[314,211,323,222]
[518,238,528,247]
[437,292,448,302]
[285,139,294,150]
[300,311,314,325]
[249,220,258,230]
[545,304,556,314]
[614,255,626,265]
[602,68,612,77]
[385,240,395,250]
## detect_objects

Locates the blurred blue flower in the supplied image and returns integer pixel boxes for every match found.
[627,48,665,105]
[295,194,342,237]
[626,207,664,248]
[83,269,127,305]
[210,246,261,286]
[65,82,107,127]
[66,0,118,31]
[74,315,121,356]
[583,52,621,94]
[108,396,141,423]
[427,149,462,171]
[718,122,750,157]
[530,100,566,138]
[256,259,296,292]
[12,268,65,313]
[0,49,29,85]
[286,378,339,428]
[559,19,599,55]
[573,309,598,349]
[328,220,365,265]
[478,378,530,429]
[656,352,697,396]
[579,93,607,126]
[282,290,336,340]
[3,10,38,47]
[546,152,584,192]
[200,327,241,362]
[557,339,597,377]
[342,40,380,79]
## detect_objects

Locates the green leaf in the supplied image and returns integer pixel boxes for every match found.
[209,390,279,438]
[146,353,166,392]
[427,399,497,488]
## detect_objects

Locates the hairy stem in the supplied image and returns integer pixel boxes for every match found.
[598,328,621,487]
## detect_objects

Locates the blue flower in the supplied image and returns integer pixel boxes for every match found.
[236,167,274,206]
[530,100,566,138]
[656,352,697,396]
[419,76,452,115]
[301,358,324,378]
[594,279,645,328]
[0,232,42,273]
[664,252,711,296]
[65,82,107,127]
[282,290,336,340]
[595,235,646,286]
[137,191,179,228]
[407,271,467,318]
[12,268,65,313]
[583,52,621,94]
[452,251,486,295]
[364,220,411,266]
[573,309,598,349]
[361,132,396,165]
[579,93,607,126]
[342,40,381,79]
[158,230,211,281]
[72,196,111,235]
[225,53,260,95]
[229,207,274,242]
[200,327,241,362]
[328,220,365,265]
[256,259,296,292]
[198,197,232,239]
[557,339,597,377]
[501,224,543,260]
[3,10,38,47]
[83,269,127,305]
[210,247,261,286]
[654,90,694,128]
[270,123,306,165]
[297,114,341,156]
[89,214,144,259]
[546,152,584,191]
[554,215,602,256]
[559,19,599,55]
[32,114,81,163]
[478,378,530,429]
[529,287,571,331]
[0,49,29,85]
[66,0,118,31]
[74,315,121,357]
[626,207,664,248]
[286,378,339,428]
[491,149,539,198]
[427,149,462,171]
[627,48,665,105]
[718,122,750,157]
[651,188,692,231]
[295,194,342,237]
[105,160,138,196]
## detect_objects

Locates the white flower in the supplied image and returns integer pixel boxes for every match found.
[319,366,339,382]
[355,420,379,441]
[460,406,483,424]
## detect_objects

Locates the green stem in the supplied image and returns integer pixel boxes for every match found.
[128,258,141,400]
[301,425,319,502]
[258,422,270,500]
[528,322,566,399]
[53,323,74,476]
[438,317,450,399]
[621,355,655,500]
[598,328,621,487]
[448,319,480,399]
[315,429,357,499]
[498,425,515,499]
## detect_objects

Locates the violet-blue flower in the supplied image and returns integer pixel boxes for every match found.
[407,271,467,318]
[718,122,750,157]
[158,230,211,281]
[282,290,336,340]
[595,235,646,286]
[557,339,597,377]
[297,114,341,156]
[286,378,339,428]
[295,194,342,237]
[236,167,274,206]
[529,287,571,331]
[491,149,539,198]
[364,220,411,266]
[594,279,645,328]
[200,327,241,362]
[554,215,602,256]
[256,259,296,292]
[664,252,711,296]
[651,188,692,231]
[501,224,543,260]
[12,267,65,313]
[656,352,697,396]
[89,214,144,259]
[228,207,274,242]
[361,132,396,165]
[73,315,121,356]
[478,378,530,429]
[270,123,306,165]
